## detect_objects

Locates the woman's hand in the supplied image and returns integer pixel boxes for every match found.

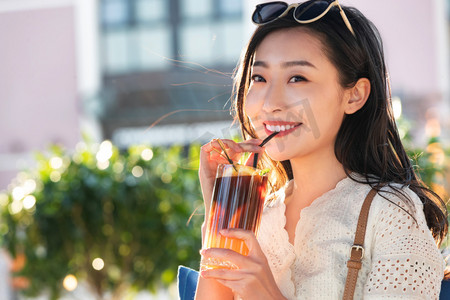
[199,139,263,217]
[200,229,286,300]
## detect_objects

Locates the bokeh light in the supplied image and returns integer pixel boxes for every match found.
[23,179,37,194]
[92,258,105,271]
[425,118,441,137]
[141,148,153,161]
[50,157,63,169]
[9,201,23,215]
[50,171,61,182]
[12,186,25,201]
[97,160,110,170]
[119,244,131,256]
[113,161,124,173]
[161,173,172,183]
[426,143,445,166]
[166,162,177,173]
[23,195,36,210]
[132,166,144,177]
[96,140,113,162]
[63,274,78,291]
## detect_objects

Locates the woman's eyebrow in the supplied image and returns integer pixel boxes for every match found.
[253,60,317,69]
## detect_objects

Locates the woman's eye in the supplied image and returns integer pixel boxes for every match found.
[251,75,266,82]
[289,75,307,83]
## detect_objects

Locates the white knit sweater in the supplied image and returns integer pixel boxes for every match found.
[256,175,445,299]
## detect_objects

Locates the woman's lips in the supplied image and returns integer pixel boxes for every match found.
[263,122,302,137]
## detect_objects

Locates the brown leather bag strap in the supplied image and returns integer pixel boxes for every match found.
[343,188,378,300]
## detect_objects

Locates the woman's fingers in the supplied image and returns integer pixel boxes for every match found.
[201,247,247,268]
[200,229,262,269]
[212,139,242,153]
[201,268,246,281]
[199,228,282,299]
[201,139,240,162]
[219,229,260,254]
[201,139,263,154]
[201,139,263,163]
[238,142,263,153]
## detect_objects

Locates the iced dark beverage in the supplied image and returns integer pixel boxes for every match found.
[200,164,268,270]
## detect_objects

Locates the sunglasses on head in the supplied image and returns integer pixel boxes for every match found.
[252,0,355,37]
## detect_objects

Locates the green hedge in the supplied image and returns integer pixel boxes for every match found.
[0,141,203,299]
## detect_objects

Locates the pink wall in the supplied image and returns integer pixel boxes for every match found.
[346,0,442,96]
[0,5,80,189]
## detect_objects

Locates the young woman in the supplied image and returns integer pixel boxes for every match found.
[196,1,448,299]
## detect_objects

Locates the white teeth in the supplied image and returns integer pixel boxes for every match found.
[265,124,297,132]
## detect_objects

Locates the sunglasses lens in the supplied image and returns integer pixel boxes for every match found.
[294,1,331,21]
[252,2,288,24]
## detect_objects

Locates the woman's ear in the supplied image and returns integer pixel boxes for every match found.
[344,78,371,114]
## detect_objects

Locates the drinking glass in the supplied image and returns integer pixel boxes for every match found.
[200,164,268,270]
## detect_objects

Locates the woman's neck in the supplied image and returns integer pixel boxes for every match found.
[287,147,347,207]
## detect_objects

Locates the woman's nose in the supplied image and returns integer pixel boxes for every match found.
[262,82,285,113]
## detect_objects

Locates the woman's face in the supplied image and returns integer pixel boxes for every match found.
[244,27,349,162]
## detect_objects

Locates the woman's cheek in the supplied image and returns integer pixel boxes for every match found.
[243,92,260,120]
[244,99,265,138]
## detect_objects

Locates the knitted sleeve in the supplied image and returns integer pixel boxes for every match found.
[363,187,445,299]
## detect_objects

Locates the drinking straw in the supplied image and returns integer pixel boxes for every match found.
[216,139,238,171]
[252,131,280,169]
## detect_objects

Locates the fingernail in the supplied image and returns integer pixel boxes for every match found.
[219,229,228,235]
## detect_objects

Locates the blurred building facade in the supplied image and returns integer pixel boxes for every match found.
[98,0,246,148]
[0,0,449,190]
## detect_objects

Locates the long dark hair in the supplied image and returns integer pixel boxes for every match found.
[232,5,448,246]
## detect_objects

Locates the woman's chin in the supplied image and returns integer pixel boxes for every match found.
[265,148,293,162]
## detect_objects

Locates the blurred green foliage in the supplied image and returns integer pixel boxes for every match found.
[398,117,449,199]
[0,141,203,299]
[407,136,448,193]
[399,118,450,248]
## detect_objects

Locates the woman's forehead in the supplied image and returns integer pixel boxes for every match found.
[253,28,328,64]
